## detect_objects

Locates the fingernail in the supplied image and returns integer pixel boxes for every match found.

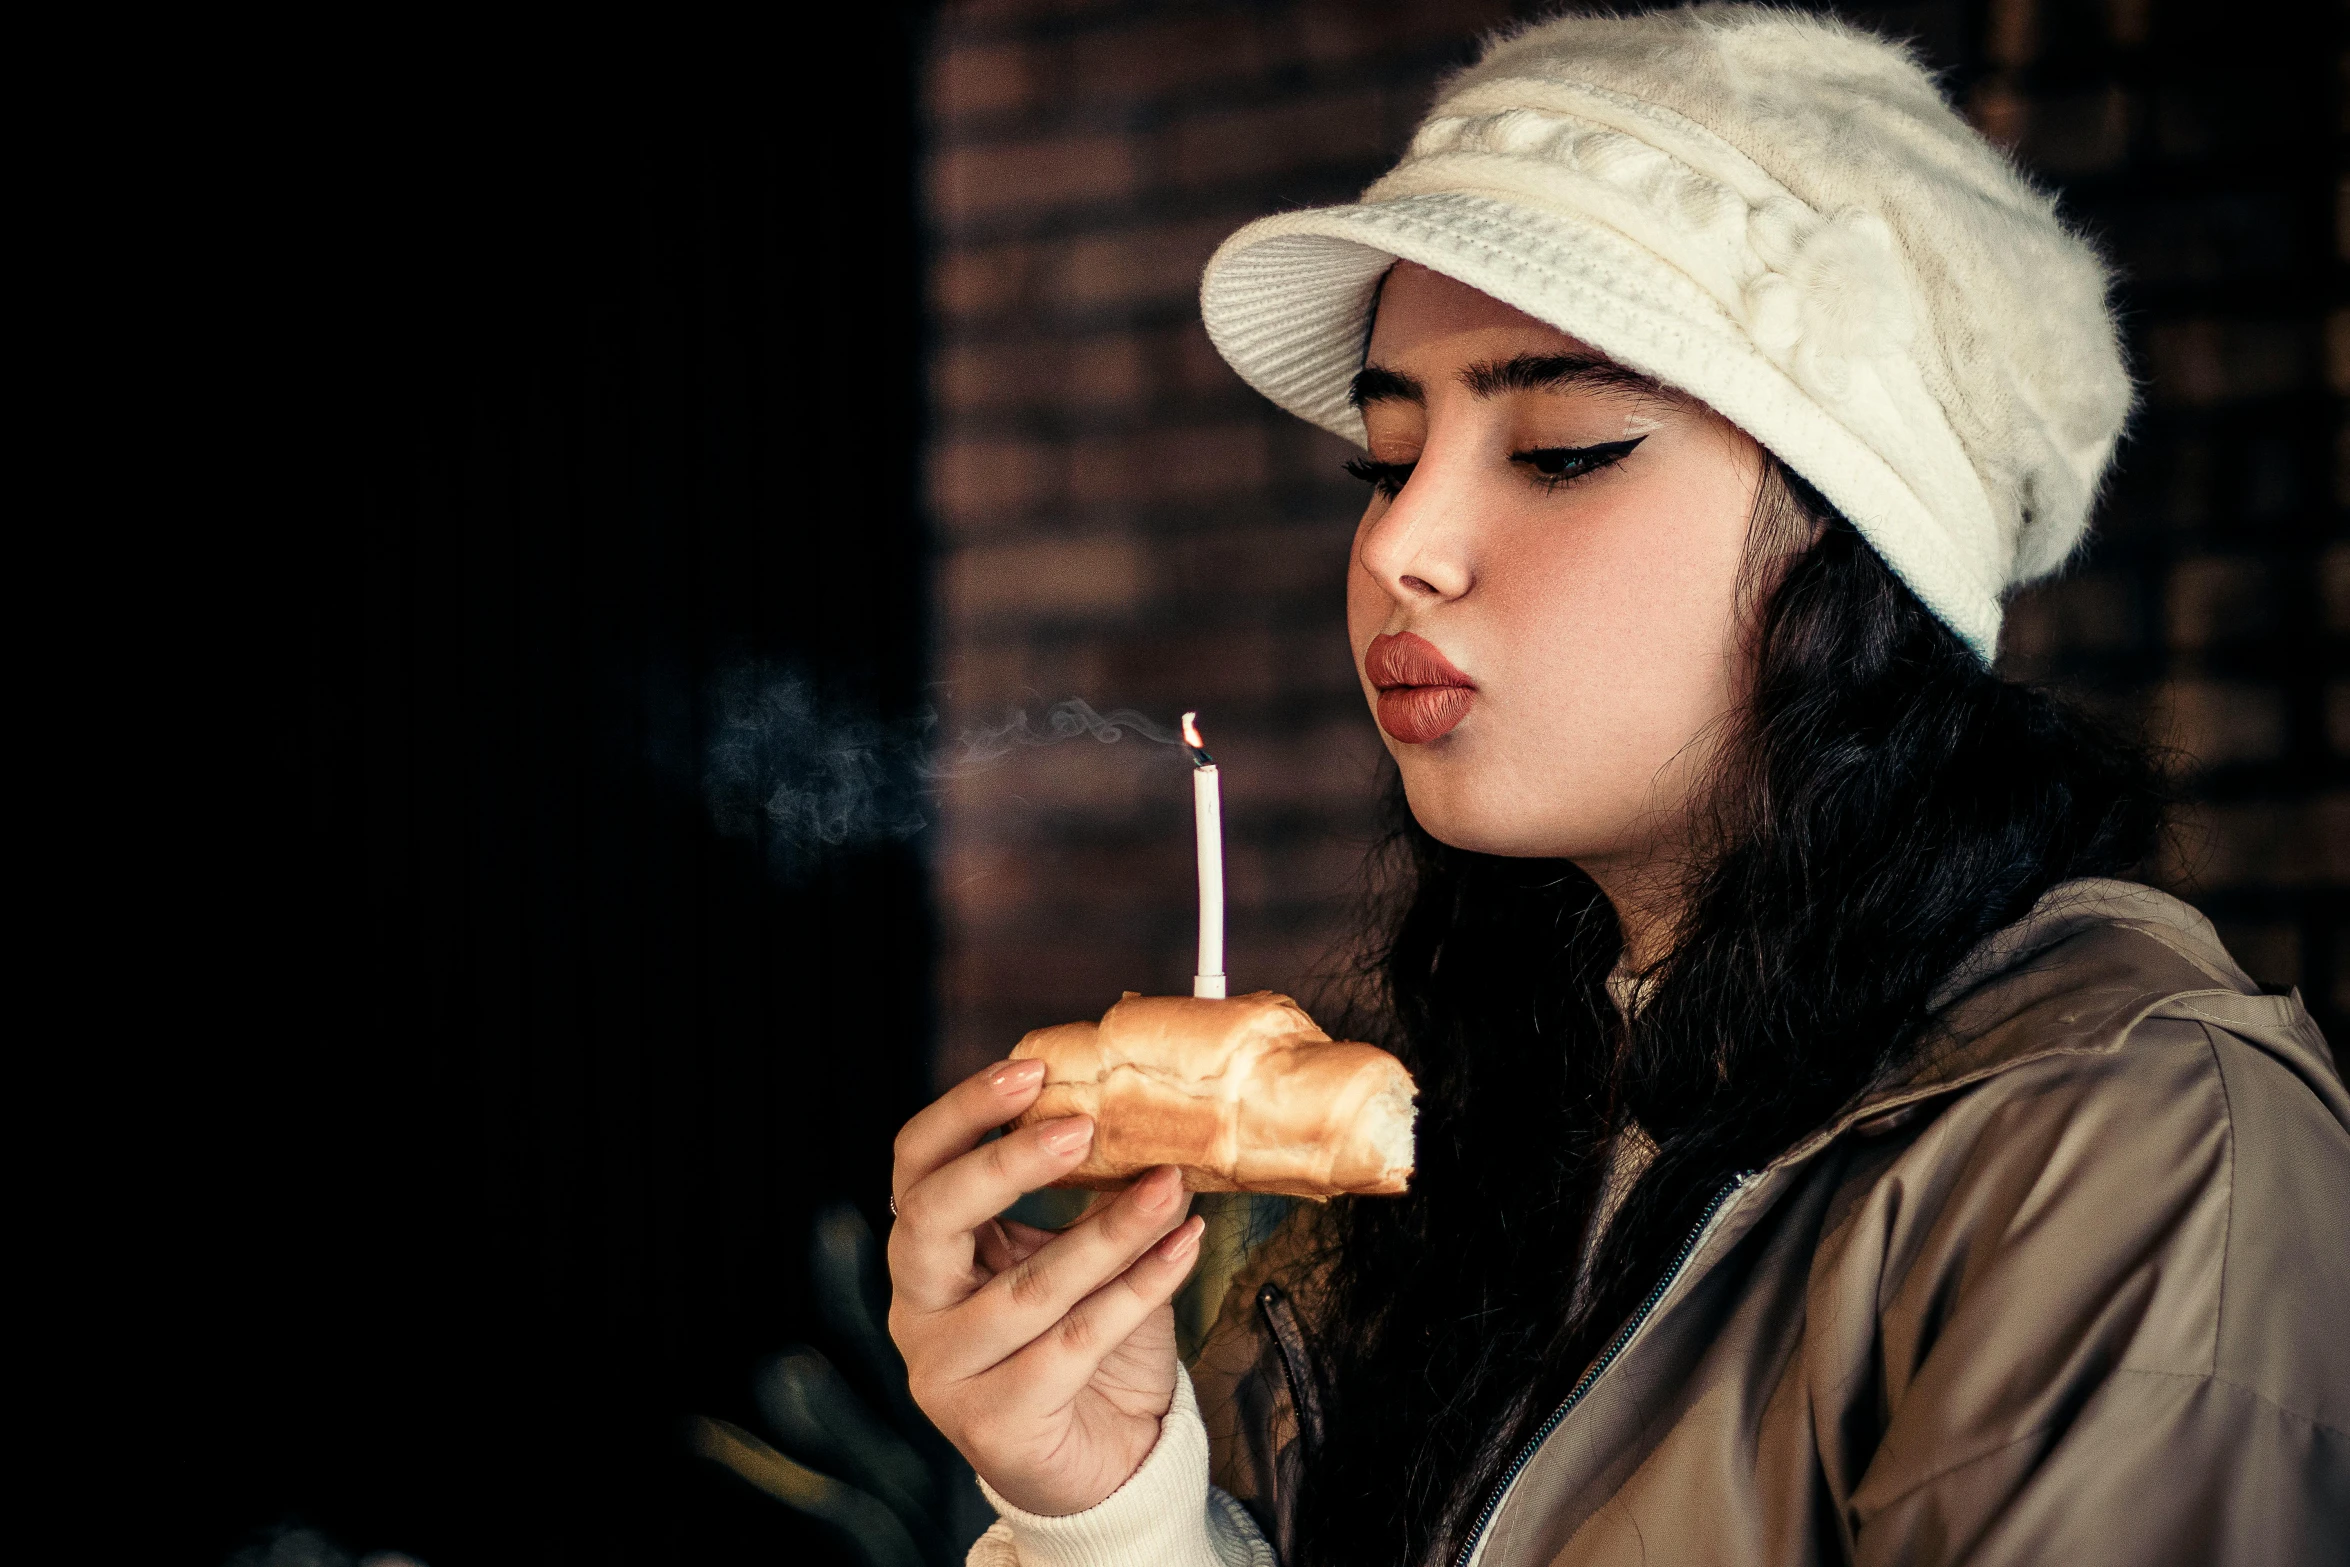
[1038,1116,1094,1154]
[989,1058,1046,1092]
[1161,1218,1202,1260]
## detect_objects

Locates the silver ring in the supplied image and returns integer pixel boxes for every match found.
[888,1194,898,1217]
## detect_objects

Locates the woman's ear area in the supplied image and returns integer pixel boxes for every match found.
[1732,452,1835,629]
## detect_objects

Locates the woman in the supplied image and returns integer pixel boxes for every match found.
[887,9,2349,1564]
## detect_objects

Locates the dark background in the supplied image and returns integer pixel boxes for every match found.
[152,16,937,1563]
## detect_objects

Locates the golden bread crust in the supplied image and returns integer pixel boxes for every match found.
[1009,992,1415,1198]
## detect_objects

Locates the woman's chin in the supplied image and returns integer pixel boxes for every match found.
[1397,758,1648,864]
[1398,772,1559,860]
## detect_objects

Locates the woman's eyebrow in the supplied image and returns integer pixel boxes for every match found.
[1346,353,1660,411]
[1460,353,1658,400]
[1348,364,1424,409]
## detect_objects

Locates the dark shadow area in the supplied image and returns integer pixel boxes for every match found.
[147,21,937,1564]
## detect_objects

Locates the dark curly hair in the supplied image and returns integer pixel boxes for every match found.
[1289,462,2168,1567]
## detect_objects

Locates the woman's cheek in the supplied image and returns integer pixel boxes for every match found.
[1471,511,1715,826]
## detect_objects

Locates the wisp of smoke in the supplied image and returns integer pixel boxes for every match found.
[703,666,1181,882]
[705,667,929,881]
[931,700,1181,773]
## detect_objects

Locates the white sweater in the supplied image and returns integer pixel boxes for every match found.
[965,1365,1271,1567]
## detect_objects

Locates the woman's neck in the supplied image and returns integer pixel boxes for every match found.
[1583,858,1685,973]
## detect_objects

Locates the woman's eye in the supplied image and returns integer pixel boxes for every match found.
[1511,436,1646,488]
[1343,456,1415,499]
[1345,437,1644,498]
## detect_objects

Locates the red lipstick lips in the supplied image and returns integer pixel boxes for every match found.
[1366,632,1476,744]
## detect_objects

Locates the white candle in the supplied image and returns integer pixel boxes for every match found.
[1182,711,1226,999]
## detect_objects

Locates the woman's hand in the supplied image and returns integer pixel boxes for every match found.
[887,1057,1205,1517]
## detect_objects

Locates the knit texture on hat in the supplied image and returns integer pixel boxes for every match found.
[1198,4,2132,659]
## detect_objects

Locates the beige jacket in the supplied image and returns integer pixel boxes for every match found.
[976,881,2349,1565]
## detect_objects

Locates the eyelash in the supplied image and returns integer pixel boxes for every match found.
[1342,436,1646,499]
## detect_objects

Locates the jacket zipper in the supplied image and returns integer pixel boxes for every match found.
[1451,1171,1756,1567]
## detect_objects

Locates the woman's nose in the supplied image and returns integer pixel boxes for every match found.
[1355,462,1473,605]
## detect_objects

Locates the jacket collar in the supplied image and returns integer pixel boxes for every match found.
[1762,878,2337,1174]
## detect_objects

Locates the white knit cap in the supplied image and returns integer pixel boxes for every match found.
[1199,5,2130,660]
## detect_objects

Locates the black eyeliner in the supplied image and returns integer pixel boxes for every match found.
[1509,435,1645,488]
[1510,435,1645,466]
[1342,434,1643,498]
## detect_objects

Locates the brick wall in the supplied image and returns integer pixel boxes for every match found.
[1978,0,2347,1048]
[922,0,2347,1087]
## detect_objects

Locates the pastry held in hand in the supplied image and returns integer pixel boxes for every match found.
[1010,991,1417,1198]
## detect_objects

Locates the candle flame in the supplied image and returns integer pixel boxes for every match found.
[1180,710,1214,768]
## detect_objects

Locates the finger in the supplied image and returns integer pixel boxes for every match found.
[998,1218,1059,1256]
[975,1215,1058,1275]
[1002,1214,1204,1409]
[950,1167,1191,1371]
[890,1116,1098,1312]
[974,1217,1020,1274]
[899,1115,1097,1242]
[891,1058,1049,1203]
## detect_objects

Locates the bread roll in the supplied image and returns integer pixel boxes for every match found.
[1009,991,1416,1198]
